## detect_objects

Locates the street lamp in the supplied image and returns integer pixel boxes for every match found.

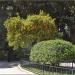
[64,24,70,37]
[6,5,13,18]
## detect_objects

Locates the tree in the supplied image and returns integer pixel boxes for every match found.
[4,11,57,50]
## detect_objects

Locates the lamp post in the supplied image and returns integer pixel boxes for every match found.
[64,24,70,38]
[6,5,13,18]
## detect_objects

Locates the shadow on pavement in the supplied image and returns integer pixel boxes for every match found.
[0,61,19,68]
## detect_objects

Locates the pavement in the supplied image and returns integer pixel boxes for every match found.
[0,61,35,75]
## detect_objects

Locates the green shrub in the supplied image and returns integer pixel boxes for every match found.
[30,39,75,65]
[4,16,24,49]
[24,10,57,41]
[4,11,57,49]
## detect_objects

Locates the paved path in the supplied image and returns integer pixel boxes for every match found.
[0,61,35,75]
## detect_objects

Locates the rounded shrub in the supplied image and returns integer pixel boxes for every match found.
[30,39,75,65]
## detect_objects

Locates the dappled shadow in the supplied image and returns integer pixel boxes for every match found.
[0,61,19,68]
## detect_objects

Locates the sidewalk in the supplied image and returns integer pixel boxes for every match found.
[0,61,35,75]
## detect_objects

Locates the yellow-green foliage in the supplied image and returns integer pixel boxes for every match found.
[4,11,57,49]
[24,11,57,41]
[4,16,26,49]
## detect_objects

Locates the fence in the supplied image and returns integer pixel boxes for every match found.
[20,60,75,75]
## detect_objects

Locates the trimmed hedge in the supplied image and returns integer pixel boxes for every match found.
[30,39,75,65]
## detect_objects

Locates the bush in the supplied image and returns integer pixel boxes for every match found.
[4,16,25,49]
[30,39,75,65]
[4,11,57,49]
[24,10,57,41]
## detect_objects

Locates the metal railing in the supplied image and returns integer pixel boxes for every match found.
[20,60,75,75]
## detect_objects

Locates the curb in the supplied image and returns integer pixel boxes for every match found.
[18,64,36,75]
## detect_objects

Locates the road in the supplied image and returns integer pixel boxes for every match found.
[0,61,35,75]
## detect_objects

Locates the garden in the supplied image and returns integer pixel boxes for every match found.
[4,10,75,75]
[0,1,75,75]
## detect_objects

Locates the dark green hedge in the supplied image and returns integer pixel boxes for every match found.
[30,39,75,65]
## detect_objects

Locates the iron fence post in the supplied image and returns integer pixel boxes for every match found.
[72,60,74,75]
[42,63,44,75]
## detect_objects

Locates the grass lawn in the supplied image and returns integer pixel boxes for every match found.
[23,66,73,75]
